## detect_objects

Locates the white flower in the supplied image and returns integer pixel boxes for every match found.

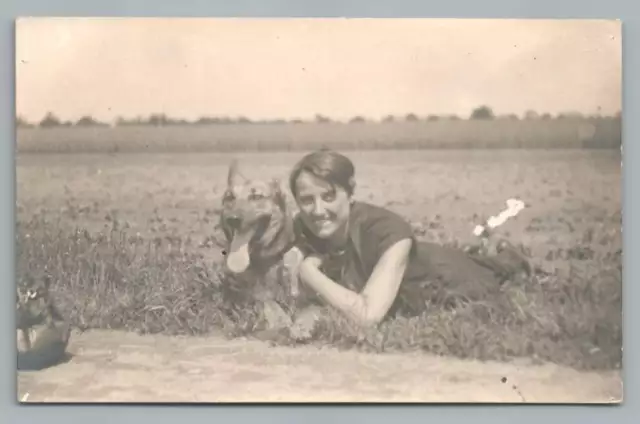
[475,198,526,234]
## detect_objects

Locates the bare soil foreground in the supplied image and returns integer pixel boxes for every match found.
[17,329,622,404]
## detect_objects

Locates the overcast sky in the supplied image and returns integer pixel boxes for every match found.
[16,18,621,123]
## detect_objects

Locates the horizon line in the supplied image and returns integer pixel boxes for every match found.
[15,108,622,126]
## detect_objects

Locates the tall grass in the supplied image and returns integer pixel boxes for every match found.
[16,210,622,371]
[17,118,621,154]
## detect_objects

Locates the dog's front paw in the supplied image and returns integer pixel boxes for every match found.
[261,300,293,331]
[289,305,324,341]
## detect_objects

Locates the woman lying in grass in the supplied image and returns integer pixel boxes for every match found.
[289,149,518,328]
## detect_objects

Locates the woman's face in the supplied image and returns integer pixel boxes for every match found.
[294,171,351,243]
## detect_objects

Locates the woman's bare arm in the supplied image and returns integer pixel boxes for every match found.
[298,238,412,327]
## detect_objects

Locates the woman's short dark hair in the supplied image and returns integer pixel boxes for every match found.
[289,149,356,197]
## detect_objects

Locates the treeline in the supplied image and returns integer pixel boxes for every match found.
[15,105,622,129]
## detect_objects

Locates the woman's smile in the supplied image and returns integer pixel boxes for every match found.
[313,216,333,226]
[312,217,337,233]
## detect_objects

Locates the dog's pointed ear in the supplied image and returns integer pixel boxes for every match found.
[270,178,287,209]
[227,159,244,188]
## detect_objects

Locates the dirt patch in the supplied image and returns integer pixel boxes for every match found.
[16,329,622,403]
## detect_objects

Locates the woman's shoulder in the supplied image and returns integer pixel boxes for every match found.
[350,201,415,247]
[351,201,412,229]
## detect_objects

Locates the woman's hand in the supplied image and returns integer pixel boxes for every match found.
[299,255,324,279]
[304,254,323,268]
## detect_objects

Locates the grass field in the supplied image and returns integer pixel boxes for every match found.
[15,148,622,372]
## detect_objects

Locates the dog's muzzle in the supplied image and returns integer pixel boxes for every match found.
[224,214,272,274]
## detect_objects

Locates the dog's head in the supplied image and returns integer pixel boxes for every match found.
[220,160,290,274]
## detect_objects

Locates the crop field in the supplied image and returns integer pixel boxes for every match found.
[16,148,622,375]
[16,118,621,153]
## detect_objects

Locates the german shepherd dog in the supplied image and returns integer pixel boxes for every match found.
[16,274,72,371]
[219,160,308,334]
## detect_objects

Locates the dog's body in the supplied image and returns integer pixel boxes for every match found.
[16,275,71,371]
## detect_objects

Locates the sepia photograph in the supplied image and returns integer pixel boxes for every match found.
[15,17,622,403]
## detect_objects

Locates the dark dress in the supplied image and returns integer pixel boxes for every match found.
[294,201,503,319]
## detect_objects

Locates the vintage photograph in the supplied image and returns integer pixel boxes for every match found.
[15,18,622,403]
